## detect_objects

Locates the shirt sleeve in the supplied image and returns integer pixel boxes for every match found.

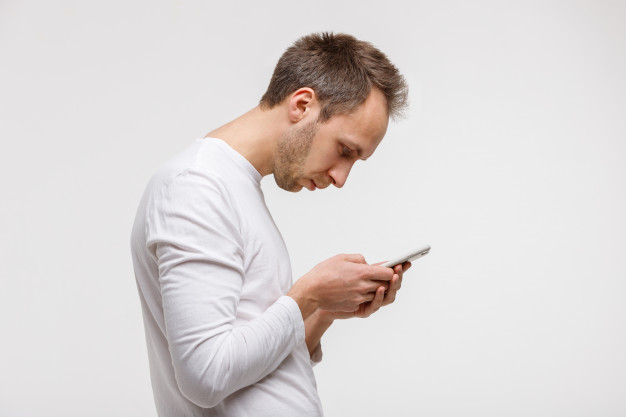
[310,342,323,367]
[145,168,305,408]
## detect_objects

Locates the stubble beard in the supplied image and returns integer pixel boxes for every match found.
[274,120,319,192]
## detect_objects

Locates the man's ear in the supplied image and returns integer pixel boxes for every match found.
[287,88,317,123]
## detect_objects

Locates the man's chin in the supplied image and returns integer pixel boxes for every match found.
[286,185,304,193]
[274,177,304,193]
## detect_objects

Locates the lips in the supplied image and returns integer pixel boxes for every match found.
[312,179,333,190]
[302,180,317,191]
[304,179,330,190]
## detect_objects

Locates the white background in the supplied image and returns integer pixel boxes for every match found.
[1,1,625,416]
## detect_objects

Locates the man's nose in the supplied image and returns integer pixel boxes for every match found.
[330,162,354,188]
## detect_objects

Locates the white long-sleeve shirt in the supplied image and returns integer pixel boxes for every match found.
[130,138,323,416]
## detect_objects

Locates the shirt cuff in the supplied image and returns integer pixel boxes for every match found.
[275,295,306,346]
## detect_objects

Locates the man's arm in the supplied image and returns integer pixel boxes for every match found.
[149,171,400,407]
[149,170,307,408]
[304,310,335,357]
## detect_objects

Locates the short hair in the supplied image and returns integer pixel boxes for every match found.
[260,32,408,122]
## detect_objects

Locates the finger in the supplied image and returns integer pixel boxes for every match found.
[359,291,376,304]
[368,281,389,292]
[393,273,402,289]
[372,261,387,266]
[394,262,412,276]
[393,265,405,289]
[382,275,400,306]
[383,275,398,296]
[341,292,376,312]
[364,265,395,281]
[344,253,367,264]
[362,286,385,317]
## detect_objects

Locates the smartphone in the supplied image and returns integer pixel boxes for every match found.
[381,245,431,268]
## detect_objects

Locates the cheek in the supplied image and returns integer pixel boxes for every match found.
[308,146,340,172]
[308,157,335,175]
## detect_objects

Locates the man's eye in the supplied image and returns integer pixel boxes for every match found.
[341,146,352,157]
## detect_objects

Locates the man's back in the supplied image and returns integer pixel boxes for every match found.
[130,137,322,416]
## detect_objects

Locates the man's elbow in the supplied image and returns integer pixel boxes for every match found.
[175,372,230,409]
[170,331,246,408]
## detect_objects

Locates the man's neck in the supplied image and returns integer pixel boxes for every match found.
[205,106,285,177]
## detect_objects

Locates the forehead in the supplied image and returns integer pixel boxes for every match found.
[319,89,389,157]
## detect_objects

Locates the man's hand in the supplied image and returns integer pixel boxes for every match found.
[326,261,411,320]
[287,254,396,320]
[298,259,412,357]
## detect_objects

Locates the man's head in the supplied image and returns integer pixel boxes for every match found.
[260,32,408,122]
[262,32,408,192]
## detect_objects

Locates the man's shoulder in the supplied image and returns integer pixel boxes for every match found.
[149,138,235,190]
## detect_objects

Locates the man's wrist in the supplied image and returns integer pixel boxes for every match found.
[315,309,337,325]
[286,280,318,321]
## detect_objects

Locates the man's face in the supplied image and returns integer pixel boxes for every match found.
[274,88,389,192]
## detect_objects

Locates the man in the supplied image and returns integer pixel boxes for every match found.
[131,32,410,416]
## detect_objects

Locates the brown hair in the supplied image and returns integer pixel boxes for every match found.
[260,32,408,122]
